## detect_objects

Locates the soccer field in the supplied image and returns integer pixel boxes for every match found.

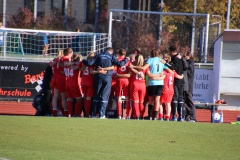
[0,116,239,160]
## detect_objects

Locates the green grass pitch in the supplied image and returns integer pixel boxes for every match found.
[0,116,239,160]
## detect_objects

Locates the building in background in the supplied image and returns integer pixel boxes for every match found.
[0,0,162,26]
[0,0,131,24]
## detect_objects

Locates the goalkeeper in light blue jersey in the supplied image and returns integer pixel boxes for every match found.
[146,56,168,86]
[131,49,168,120]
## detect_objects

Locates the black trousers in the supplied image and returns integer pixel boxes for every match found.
[172,85,184,119]
[36,89,52,116]
[184,91,196,120]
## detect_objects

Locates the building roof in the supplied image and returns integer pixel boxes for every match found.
[213,29,240,43]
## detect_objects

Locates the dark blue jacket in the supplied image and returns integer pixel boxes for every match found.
[82,51,129,78]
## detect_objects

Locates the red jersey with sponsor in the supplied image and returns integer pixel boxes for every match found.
[162,70,178,94]
[66,62,83,87]
[57,56,70,79]
[81,65,94,86]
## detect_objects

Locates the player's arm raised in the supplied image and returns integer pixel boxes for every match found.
[112,56,130,67]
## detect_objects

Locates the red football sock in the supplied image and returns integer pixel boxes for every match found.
[165,115,170,120]
[51,109,58,116]
[84,99,92,116]
[159,114,163,119]
[132,102,139,118]
[125,101,131,117]
[139,103,145,117]
[74,101,82,117]
[117,102,122,116]
[64,110,68,117]
[67,101,73,117]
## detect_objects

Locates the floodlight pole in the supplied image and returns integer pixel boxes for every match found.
[226,0,231,29]
[191,0,197,56]
[63,0,68,30]
[2,0,6,27]
[125,0,131,53]
[34,0,37,29]
[158,0,164,52]
[108,11,113,47]
[204,14,210,63]
[94,0,99,32]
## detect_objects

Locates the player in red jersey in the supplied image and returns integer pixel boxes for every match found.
[157,54,183,121]
[115,49,131,119]
[81,52,95,117]
[160,70,183,120]
[52,48,73,116]
[49,50,63,93]
[49,50,63,114]
[128,54,136,118]
[65,53,85,117]
[129,54,149,119]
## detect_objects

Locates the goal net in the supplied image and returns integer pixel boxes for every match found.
[0,28,108,61]
[108,9,220,62]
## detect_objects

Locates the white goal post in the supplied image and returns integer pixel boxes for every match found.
[108,9,211,63]
[0,28,108,61]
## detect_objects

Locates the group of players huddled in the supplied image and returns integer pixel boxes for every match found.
[48,46,195,122]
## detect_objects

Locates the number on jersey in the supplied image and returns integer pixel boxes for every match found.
[156,63,159,72]
[135,71,144,80]
[64,68,74,77]
[120,66,126,72]
[169,75,173,84]
[68,69,74,77]
[83,67,89,75]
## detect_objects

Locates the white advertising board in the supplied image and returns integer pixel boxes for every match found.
[193,69,213,103]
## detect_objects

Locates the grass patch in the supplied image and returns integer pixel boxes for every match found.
[0,116,239,160]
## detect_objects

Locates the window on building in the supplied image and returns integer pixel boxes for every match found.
[51,0,72,16]
[51,0,64,15]
[123,0,160,11]
[24,0,45,16]
[86,0,108,23]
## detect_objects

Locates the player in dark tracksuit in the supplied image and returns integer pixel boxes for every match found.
[162,46,186,121]
[82,47,129,118]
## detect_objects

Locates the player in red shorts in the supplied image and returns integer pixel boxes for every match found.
[49,50,63,93]
[115,49,131,119]
[157,54,183,121]
[129,54,149,119]
[81,52,95,117]
[65,53,85,117]
[49,50,63,114]
[52,48,73,116]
